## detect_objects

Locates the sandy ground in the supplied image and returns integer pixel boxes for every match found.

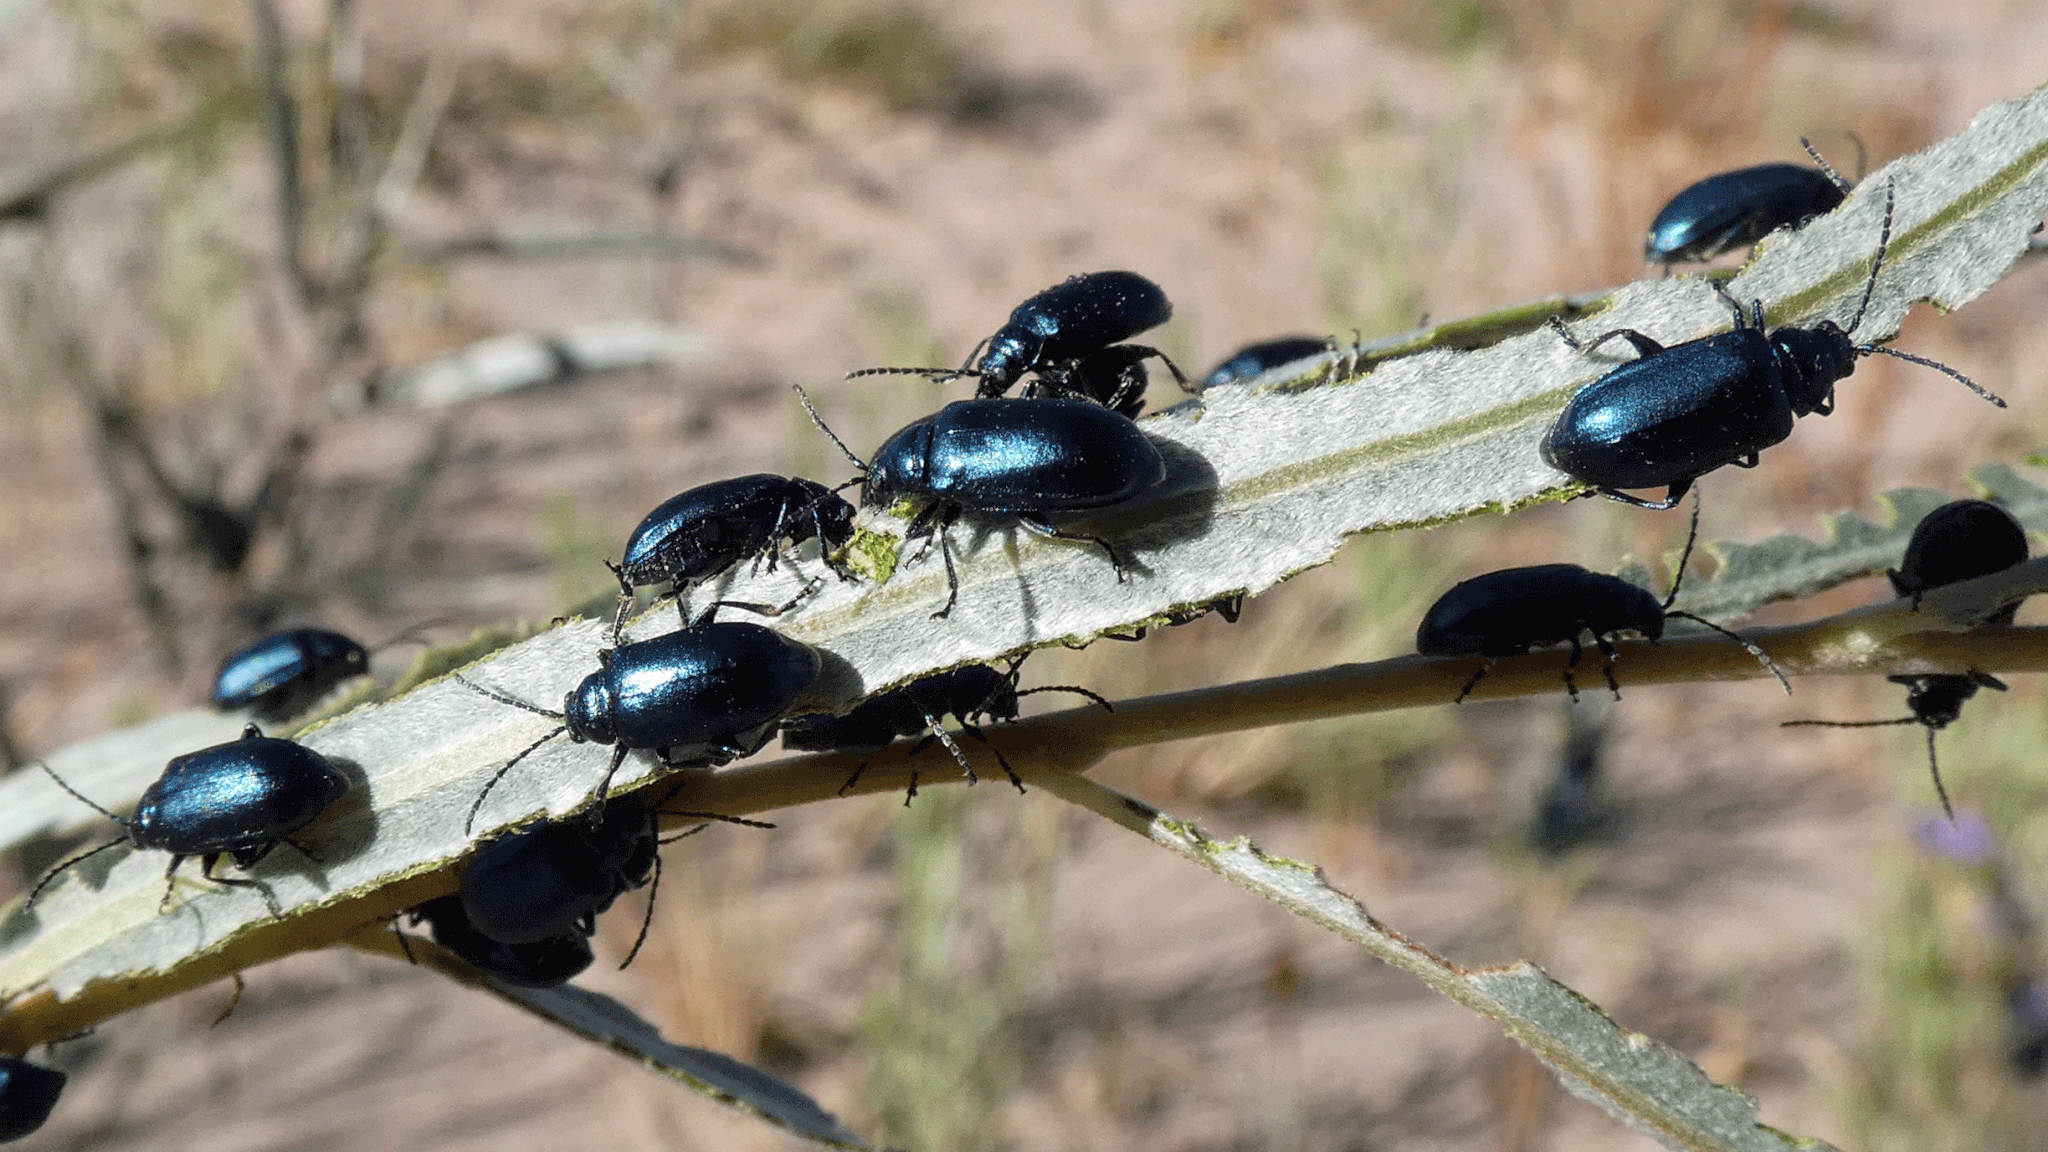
[2,0,2048,1149]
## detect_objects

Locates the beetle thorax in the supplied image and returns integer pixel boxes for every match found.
[1769,322,1857,416]
[126,794,165,849]
[564,676,616,745]
[974,333,1035,392]
[864,418,935,510]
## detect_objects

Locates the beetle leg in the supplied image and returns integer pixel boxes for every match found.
[1584,329,1665,360]
[157,854,189,913]
[194,853,282,918]
[390,917,420,966]
[1708,279,1751,328]
[933,525,961,620]
[957,721,1025,793]
[698,577,825,623]
[1120,343,1192,392]
[1550,316,1664,360]
[902,503,962,619]
[1972,670,2011,693]
[1592,634,1623,700]
[1924,726,1955,821]
[603,559,637,646]
[1556,635,1589,701]
[1017,517,1130,581]
[1590,483,1688,510]
[837,758,875,796]
[592,743,633,806]
[802,499,858,582]
[1453,661,1492,704]
[277,835,325,867]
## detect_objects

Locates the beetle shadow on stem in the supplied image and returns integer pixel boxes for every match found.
[293,753,378,874]
[791,645,866,722]
[0,829,133,942]
[1049,435,1222,573]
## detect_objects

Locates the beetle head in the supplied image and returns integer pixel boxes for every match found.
[1770,323,1857,416]
[861,414,936,513]
[973,334,1030,393]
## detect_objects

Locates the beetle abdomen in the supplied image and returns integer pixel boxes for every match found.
[921,399,1165,511]
[132,736,347,854]
[1542,331,1795,491]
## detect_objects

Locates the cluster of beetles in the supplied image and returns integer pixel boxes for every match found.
[0,140,2030,1140]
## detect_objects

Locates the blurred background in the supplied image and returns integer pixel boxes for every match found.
[1,0,2047,1148]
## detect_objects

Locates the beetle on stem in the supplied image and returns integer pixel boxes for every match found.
[1782,498,2032,818]
[28,725,349,915]
[1543,184,2004,510]
[1415,495,1789,702]
[797,388,1168,619]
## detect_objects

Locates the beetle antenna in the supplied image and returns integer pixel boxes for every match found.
[1014,684,1115,712]
[1660,489,1705,609]
[370,617,451,653]
[25,837,129,908]
[1780,716,1919,728]
[464,724,569,835]
[1924,725,1956,821]
[792,385,867,471]
[1800,134,1852,193]
[1663,611,1792,694]
[1843,182,1893,337]
[210,972,246,1029]
[1854,345,2006,407]
[452,674,566,721]
[845,366,977,384]
[620,848,660,970]
[36,761,123,823]
[660,810,778,830]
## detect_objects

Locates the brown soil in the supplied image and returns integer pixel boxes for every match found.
[3,1,2048,1149]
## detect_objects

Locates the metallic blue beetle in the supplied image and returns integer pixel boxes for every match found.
[0,1057,65,1142]
[457,617,821,832]
[1644,161,1848,266]
[1542,186,2003,509]
[1416,502,1786,702]
[783,659,1109,799]
[460,794,769,965]
[848,270,1190,413]
[30,724,350,912]
[1889,498,2030,618]
[1200,336,1328,390]
[210,628,369,722]
[608,474,855,640]
[409,896,594,988]
[858,397,1169,617]
[1786,498,2031,817]
[460,807,657,946]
